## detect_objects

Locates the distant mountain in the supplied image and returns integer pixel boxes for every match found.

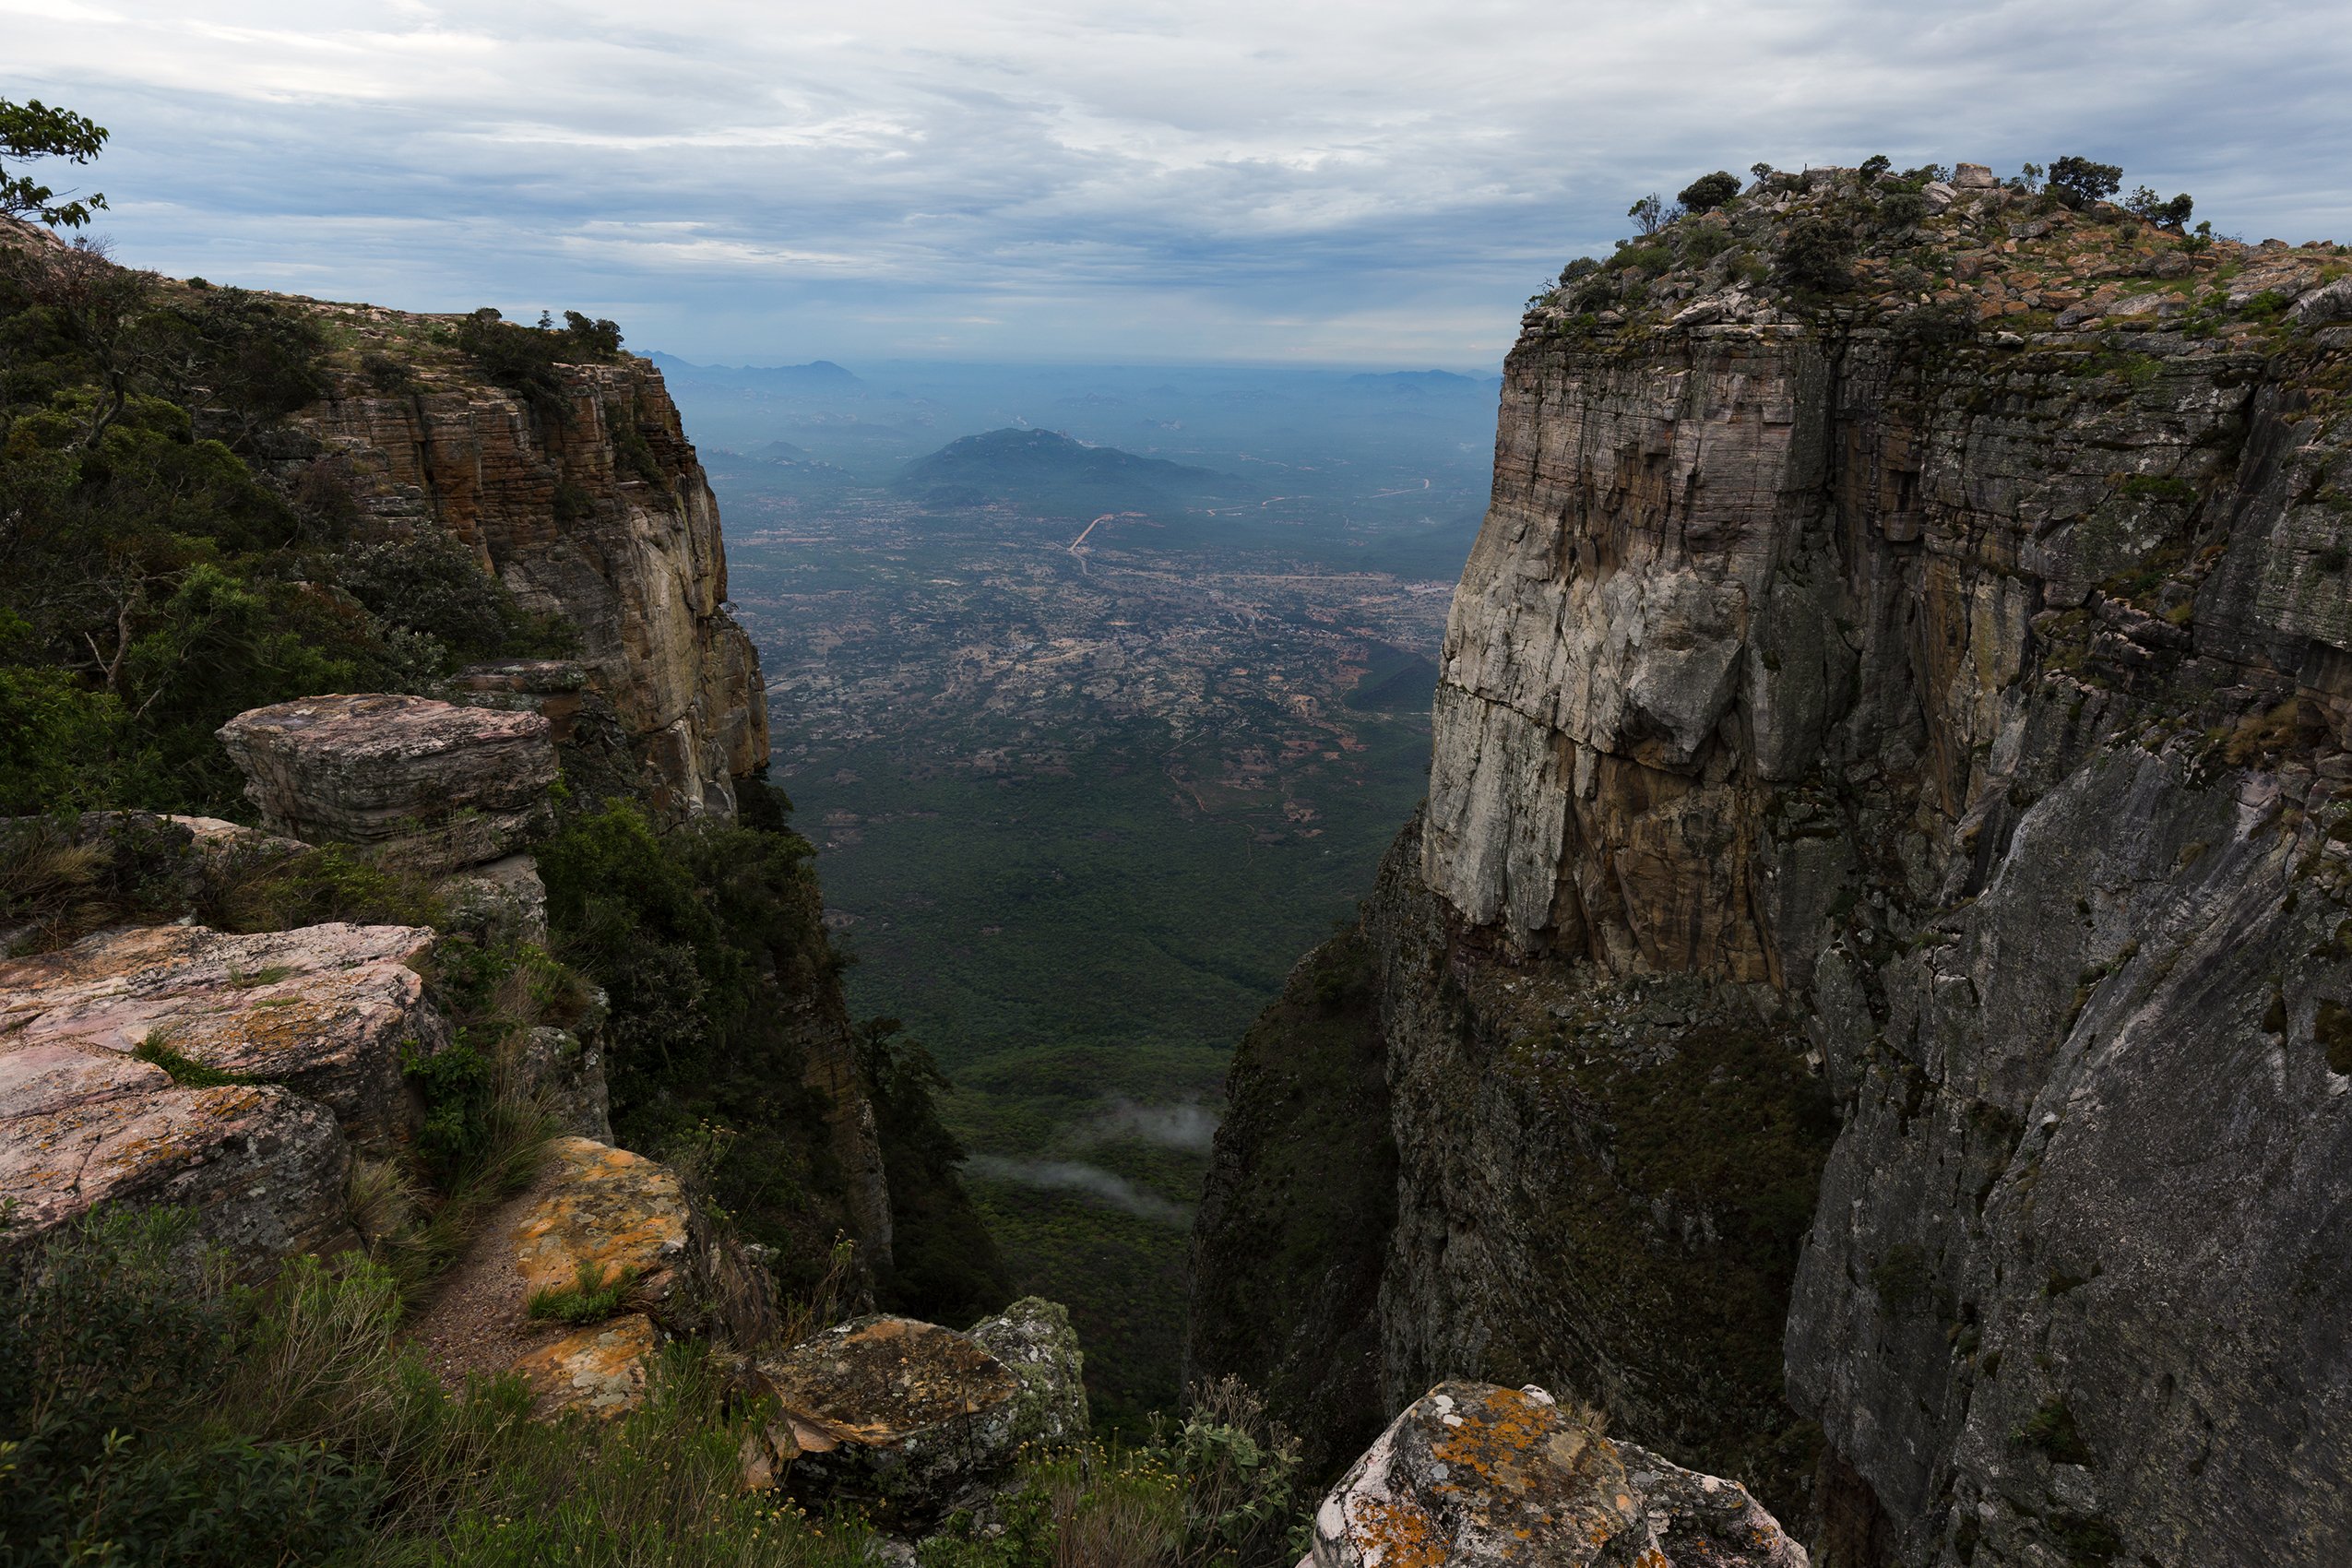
[1346,369,1502,395]
[897,428,1239,517]
[647,351,862,390]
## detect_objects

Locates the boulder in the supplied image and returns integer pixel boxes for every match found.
[1952,161,1998,189]
[0,921,444,1148]
[0,1042,354,1263]
[409,1134,776,1418]
[509,1137,699,1321]
[756,1299,1087,1523]
[512,1026,612,1142]
[511,1313,660,1418]
[436,853,550,944]
[1301,1382,1807,1568]
[217,694,556,869]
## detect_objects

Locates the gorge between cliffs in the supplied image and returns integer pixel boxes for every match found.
[6,152,2352,1568]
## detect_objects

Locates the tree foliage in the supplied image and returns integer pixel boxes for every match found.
[1677,171,1741,214]
[2048,155,2123,209]
[0,97,108,229]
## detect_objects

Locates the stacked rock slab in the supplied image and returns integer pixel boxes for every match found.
[0,921,445,1262]
[217,694,557,869]
[1195,167,2352,1566]
[1303,1382,1807,1568]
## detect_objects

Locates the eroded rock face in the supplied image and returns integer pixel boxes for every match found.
[285,352,766,818]
[0,921,444,1148]
[0,1043,354,1261]
[1200,172,2352,1565]
[218,694,556,867]
[1303,1381,1806,1568]
[758,1300,1086,1523]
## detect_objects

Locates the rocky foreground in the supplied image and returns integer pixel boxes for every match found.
[1195,161,2352,1567]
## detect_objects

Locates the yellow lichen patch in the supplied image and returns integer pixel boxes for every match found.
[1345,1496,1446,1568]
[511,1312,659,1418]
[508,1136,691,1308]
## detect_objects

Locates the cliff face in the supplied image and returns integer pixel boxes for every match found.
[1195,169,2352,1565]
[284,327,766,818]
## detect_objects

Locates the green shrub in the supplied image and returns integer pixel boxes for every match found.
[335,525,547,668]
[2124,185,2194,231]
[2013,1396,2096,1464]
[1676,171,1740,214]
[527,1259,638,1324]
[2049,156,2122,210]
[0,1210,384,1566]
[1876,190,1929,229]
[0,1211,880,1568]
[1776,215,1856,295]
[453,307,624,416]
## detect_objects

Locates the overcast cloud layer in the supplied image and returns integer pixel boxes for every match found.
[10,1,2350,367]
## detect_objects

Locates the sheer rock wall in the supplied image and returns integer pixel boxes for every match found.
[1196,178,2352,1567]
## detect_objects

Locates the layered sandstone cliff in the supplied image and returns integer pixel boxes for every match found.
[278,310,766,817]
[1195,166,2352,1566]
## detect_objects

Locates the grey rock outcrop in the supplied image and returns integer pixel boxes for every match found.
[754,1300,1087,1525]
[0,921,448,1262]
[1196,167,2352,1566]
[1302,1381,1806,1568]
[218,694,556,868]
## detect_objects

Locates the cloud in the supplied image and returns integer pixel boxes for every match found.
[1079,1099,1220,1154]
[962,1156,1194,1226]
[8,1,2349,364]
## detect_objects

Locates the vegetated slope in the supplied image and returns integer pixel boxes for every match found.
[1193,160,2352,1568]
[0,217,1004,1324]
[897,426,1241,516]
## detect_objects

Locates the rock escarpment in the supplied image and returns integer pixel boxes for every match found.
[1195,168,2352,1565]
[280,313,766,818]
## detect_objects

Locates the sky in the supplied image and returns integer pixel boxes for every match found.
[8,1,2351,370]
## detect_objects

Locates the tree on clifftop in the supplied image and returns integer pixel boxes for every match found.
[0,98,108,229]
[1677,172,1741,214]
[2048,155,2122,210]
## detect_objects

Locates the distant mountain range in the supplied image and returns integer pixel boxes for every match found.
[1345,369,1503,395]
[647,352,862,390]
[897,428,1241,517]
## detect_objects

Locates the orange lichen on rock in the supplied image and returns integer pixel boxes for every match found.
[1302,1382,1807,1567]
[508,1136,695,1310]
[510,1313,660,1417]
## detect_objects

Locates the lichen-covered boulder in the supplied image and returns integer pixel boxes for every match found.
[0,921,444,1148]
[511,1313,660,1417]
[217,693,555,867]
[410,1134,776,1419]
[1301,1382,1807,1568]
[0,1041,354,1262]
[510,1137,697,1318]
[967,1297,1088,1452]
[756,1299,1085,1523]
